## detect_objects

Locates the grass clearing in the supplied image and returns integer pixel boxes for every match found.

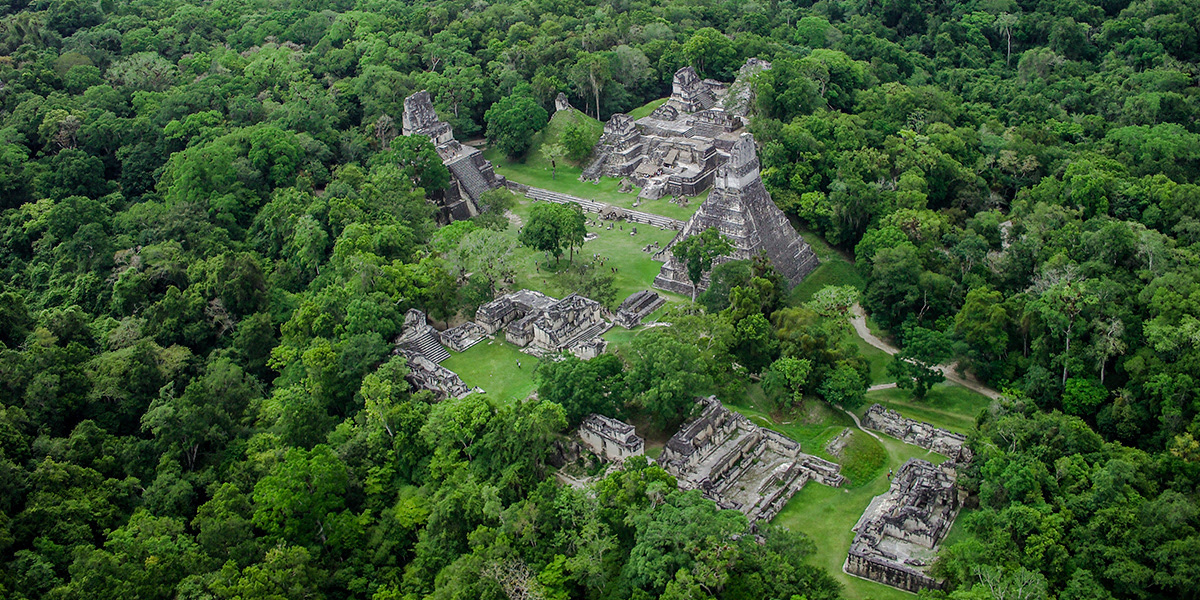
[861,384,991,435]
[487,147,703,222]
[853,334,894,385]
[627,97,667,120]
[441,338,538,404]
[506,197,688,306]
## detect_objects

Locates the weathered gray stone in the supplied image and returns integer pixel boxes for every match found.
[554,92,573,112]
[614,290,666,328]
[661,396,844,525]
[402,90,504,223]
[862,404,973,464]
[392,309,469,400]
[439,321,488,352]
[476,290,611,356]
[653,133,820,295]
[578,414,644,462]
[846,459,961,593]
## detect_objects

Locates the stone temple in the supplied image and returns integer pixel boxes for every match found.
[578,414,644,463]
[474,289,612,358]
[660,396,844,525]
[846,458,962,593]
[582,64,764,200]
[392,309,469,400]
[653,133,820,295]
[402,90,504,223]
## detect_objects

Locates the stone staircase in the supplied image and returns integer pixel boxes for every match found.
[560,320,612,350]
[522,187,684,230]
[413,329,450,363]
[447,156,492,203]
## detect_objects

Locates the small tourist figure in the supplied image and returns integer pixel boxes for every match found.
[517,360,522,369]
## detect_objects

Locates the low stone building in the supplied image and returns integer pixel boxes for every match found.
[846,458,961,593]
[476,290,612,356]
[862,404,973,464]
[439,321,488,352]
[614,290,666,328]
[653,133,820,295]
[578,414,644,462]
[402,90,504,223]
[660,396,844,525]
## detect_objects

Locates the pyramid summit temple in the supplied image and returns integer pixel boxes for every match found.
[653,132,820,295]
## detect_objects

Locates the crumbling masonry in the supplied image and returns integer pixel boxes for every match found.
[402,90,504,223]
[578,414,644,463]
[660,396,844,525]
[846,459,962,593]
[862,404,974,464]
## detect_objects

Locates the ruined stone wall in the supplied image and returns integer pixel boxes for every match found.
[846,552,944,594]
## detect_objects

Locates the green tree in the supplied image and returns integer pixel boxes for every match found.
[518,202,586,265]
[672,228,734,302]
[887,327,952,399]
[485,93,548,158]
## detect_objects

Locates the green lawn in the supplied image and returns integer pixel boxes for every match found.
[853,334,894,386]
[507,197,689,306]
[627,97,667,119]
[774,439,948,600]
[487,148,703,222]
[441,338,538,404]
[790,260,866,303]
[861,383,991,435]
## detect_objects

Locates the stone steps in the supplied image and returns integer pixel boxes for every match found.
[413,329,450,363]
[447,156,492,203]
[560,320,611,350]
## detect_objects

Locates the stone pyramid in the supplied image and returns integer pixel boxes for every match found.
[653,133,819,296]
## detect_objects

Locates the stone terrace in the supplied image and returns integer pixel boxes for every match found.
[862,404,974,464]
[660,396,844,525]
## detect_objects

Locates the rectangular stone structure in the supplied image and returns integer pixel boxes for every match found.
[578,414,644,462]
[846,458,962,593]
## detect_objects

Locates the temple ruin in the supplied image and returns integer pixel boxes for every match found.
[862,404,974,464]
[614,290,666,328]
[475,289,612,357]
[392,309,470,400]
[652,133,820,295]
[578,414,644,462]
[402,90,504,223]
[581,63,765,200]
[846,458,962,593]
[660,396,844,525]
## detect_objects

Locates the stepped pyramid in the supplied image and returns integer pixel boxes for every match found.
[402,91,504,223]
[653,133,819,296]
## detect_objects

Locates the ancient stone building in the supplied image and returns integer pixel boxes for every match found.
[581,63,768,200]
[846,458,961,593]
[578,414,644,462]
[724,58,771,121]
[392,309,470,400]
[614,290,666,328]
[652,133,820,295]
[402,90,504,223]
[475,290,611,356]
[439,321,487,352]
[862,404,974,464]
[660,396,844,525]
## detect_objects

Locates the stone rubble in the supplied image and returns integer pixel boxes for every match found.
[614,290,667,329]
[391,309,469,400]
[861,404,974,464]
